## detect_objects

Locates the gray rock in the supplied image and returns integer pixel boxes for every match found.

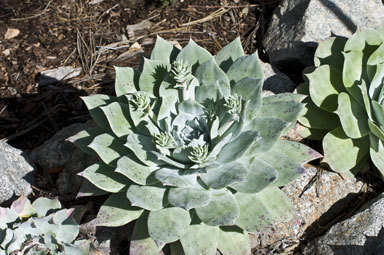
[263,0,384,67]
[30,122,97,201]
[301,193,384,255]
[261,61,296,93]
[250,166,364,254]
[0,141,35,205]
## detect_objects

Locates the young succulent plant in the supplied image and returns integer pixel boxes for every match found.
[71,36,321,254]
[297,25,384,177]
[0,195,88,255]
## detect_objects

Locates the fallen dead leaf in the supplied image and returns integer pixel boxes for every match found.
[4,28,20,40]
[129,42,142,50]
[2,49,10,56]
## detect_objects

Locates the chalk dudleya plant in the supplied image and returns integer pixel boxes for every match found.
[297,25,384,177]
[71,36,321,254]
[0,195,88,255]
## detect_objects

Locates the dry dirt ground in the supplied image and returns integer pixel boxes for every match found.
[0,0,279,151]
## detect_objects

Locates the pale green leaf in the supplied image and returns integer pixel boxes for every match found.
[115,66,138,97]
[101,102,133,137]
[176,39,213,70]
[180,223,219,255]
[217,226,251,255]
[200,161,248,189]
[168,187,211,210]
[151,35,180,62]
[127,185,166,211]
[226,53,263,83]
[215,37,244,72]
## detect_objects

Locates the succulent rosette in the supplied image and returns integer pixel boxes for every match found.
[71,36,320,254]
[0,195,88,255]
[297,25,384,177]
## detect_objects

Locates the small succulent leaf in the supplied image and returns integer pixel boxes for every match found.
[62,243,90,255]
[298,97,340,130]
[82,95,116,131]
[314,36,347,67]
[210,116,220,141]
[370,135,384,176]
[342,50,363,87]
[200,161,248,189]
[67,127,104,156]
[127,185,166,211]
[232,77,263,122]
[195,189,240,226]
[148,207,191,245]
[336,92,369,138]
[125,134,158,167]
[296,124,328,140]
[115,66,138,97]
[151,35,180,62]
[176,39,213,70]
[32,197,61,217]
[180,223,219,255]
[207,133,232,160]
[158,77,179,120]
[139,58,171,94]
[88,133,130,166]
[217,226,251,255]
[368,120,384,141]
[372,100,384,126]
[344,27,383,51]
[168,187,211,210]
[194,58,231,97]
[101,102,133,138]
[369,63,384,100]
[96,192,143,227]
[215,37,244,72]
[154,167,197,187]
[10,194,32,216]
[77,179,108,197]
[234,187,293,233]
[230,157,277,193]
[306,65,345,112]
[79,163,130,193]
[272,139,322,164]
[178,99,205,116]
[368,42,384,65]
[263,93,306,104]
[216,130,259,163]
[259,100,304,124]
[323,127,370,173]
[226,53,263,83]
[115,156,158,185]
[244,117,288,154]
[255,151,306,187]
[130,213,164,255]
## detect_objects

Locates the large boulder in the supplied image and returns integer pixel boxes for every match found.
[260,61,296,93]
[302,193,384,255]
[30,122,97,201]
[263,0,384,68]
[0,141,35,205]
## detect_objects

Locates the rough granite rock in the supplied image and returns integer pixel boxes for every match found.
[263,0,384,67]
[302,193,384,255]
[0,141,35,205]
[250,166,364,254]
[260,61,296,93]
[30,122,97,201]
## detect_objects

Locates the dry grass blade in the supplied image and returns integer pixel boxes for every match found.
[180,7,229,27]
[76,29,101,76]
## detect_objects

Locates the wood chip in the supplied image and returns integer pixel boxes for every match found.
[4,28,20,39]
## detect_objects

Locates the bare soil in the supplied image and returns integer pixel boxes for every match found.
[0,0,279,151]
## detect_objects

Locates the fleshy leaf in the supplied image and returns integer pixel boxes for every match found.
[323,127,370,173]
[176,39,213,70]
[115,156,158,185]
[127,185,166,211]
[32,198,61,218]
[215,37,244,72]
[368,42,384,65]
[82,95,115,130]
[234,187,293,233]
[130,213,164,255]
[96,192,143,227]
[370,135,384,176]
[226,53,263,83]
[195,189,240,226]
[180,223,219,255]
[200,161,248,189]
[314,36,347,67]
[168,187,211,210]
[299,97,340,130]
[217,226,251,255]
[139,58,171,94]
[342,50,363,87]
[154,167,197,187]
[151,35,180,63]
[336,92,369,139]
[148,207,191,245]
[115,66,138,97]
[101,102,133,137]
